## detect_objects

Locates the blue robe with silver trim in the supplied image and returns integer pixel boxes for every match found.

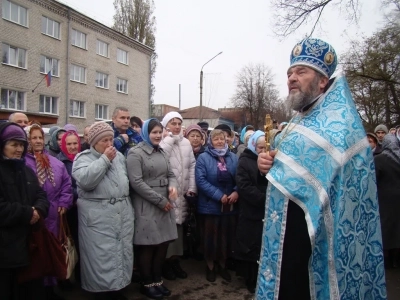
[256,75,386,299]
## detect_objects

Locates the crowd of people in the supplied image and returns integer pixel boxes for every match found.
[1,37,398,300]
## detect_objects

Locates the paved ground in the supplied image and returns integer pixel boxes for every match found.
[60,259,400,299]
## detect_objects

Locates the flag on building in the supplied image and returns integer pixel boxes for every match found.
[44,70,51,87]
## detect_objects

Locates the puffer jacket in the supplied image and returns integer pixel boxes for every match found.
[195,147,238,215]
[160,135,196,224]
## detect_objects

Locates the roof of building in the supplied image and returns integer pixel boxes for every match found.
[218,108,247,125]
[179,106,221,119]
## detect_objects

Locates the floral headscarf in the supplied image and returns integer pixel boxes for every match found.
[26,124,55,187]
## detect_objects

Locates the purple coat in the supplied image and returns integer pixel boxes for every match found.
[25,151,73,238]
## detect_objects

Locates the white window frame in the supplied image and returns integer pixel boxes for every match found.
[39,95,58,115]
[1,88,25,111]
[96,40,109,57]
[41,16,60,39]
[117,48,128,65]
[70,100,85,118]
[70,64,86,83]
[116,78,128,94]
[2,43,26,68]
[40,55,59,77]
[95,104,109,120]
[71,29,86,49]
[95,72,109,89]
[2,0,28,27]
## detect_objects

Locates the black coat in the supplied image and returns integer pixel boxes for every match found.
[0,159,49,268]
[235,148,268,261]
[374,153,400,249]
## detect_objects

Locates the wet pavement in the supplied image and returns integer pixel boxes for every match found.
[60,259,400,299]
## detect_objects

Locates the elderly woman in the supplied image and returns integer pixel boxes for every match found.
[46,127,66,157]
[0,123,49,299]
[24,124,72,299]
[185,124,205,160]
[235,130,268,293]
[160,112,197,280]
[127,118,178,299]
[195,129,239,283]
[236,125,255,157]
[57,130,82,284]
[375,134,400,268]
[72,122,134,300]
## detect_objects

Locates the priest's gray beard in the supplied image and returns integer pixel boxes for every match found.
[286,75,322,112]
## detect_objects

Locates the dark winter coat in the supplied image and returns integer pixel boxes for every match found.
[0,158,49,268]
[57,151,78,203]
[235,148,268,261]
[195,147,238,216]
[193,145,205,160]
[375,152,400,249]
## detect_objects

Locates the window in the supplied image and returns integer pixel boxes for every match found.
[40,55,59,77]
[1,89,25,110]
[116,78,128,93]
[95,72,109,89]
[41,16,60,39]
[71,29,86,49]
[2,0,27,26]
[2,43,26,68]
[70,100,85,117]
[117,48,128,64]
[39,95,58,114]
[70,64,86,83]
[95,104,108,120]
[96,40,108,57]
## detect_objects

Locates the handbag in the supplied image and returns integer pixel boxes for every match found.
[18,218,67,283]
[59,214,78,280]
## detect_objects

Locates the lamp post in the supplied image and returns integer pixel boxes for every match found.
[199,51,222,121]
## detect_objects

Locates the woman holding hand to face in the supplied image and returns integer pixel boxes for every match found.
[127,118,178,300]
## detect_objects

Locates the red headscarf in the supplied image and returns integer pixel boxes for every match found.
[60,130,81,161]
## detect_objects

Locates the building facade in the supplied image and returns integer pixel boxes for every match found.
[0,0,153,131]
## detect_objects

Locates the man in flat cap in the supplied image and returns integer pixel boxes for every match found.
[256,38,386,299]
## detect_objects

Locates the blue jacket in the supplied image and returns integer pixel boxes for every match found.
[195,147,238,215]
[112,123,143,156]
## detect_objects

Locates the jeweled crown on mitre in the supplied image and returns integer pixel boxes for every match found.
[289,37,337,78]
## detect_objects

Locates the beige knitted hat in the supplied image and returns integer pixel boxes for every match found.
[88,122,114,146]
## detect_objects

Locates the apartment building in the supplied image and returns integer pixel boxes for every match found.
[0,0,153,131]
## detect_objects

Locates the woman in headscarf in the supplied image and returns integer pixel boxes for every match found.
[0,123,49,300]
[127,118,178,299]
[24,124,73,299]
[46,127,66,157]
[57,130,82,284]
[374,134,400,268]
[72,122,134,300]
[195,129,239,283]
[236,125,255,157]
[160,112,196,280]
[235,130,268,293]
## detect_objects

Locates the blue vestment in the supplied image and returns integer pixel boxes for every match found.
[256,75,386,299]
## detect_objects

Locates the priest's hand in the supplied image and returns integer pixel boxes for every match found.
[258,150,277,174]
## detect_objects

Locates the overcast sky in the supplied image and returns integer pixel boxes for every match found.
[59,0,386,111]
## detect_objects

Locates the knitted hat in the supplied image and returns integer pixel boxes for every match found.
[161,112,183,128]
[374,124,388,134]
[1,123,27,142]
[185,124,203,138]
[88,122,114,146]
[289,37,337,78]
[64,123,78,133]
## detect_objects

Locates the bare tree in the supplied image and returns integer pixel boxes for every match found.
[271,0,361,38]
[342,24,400,129]
[113,0,157,114]
[231,64,288,129]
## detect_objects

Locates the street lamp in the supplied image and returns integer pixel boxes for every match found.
[199,51,222,121]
